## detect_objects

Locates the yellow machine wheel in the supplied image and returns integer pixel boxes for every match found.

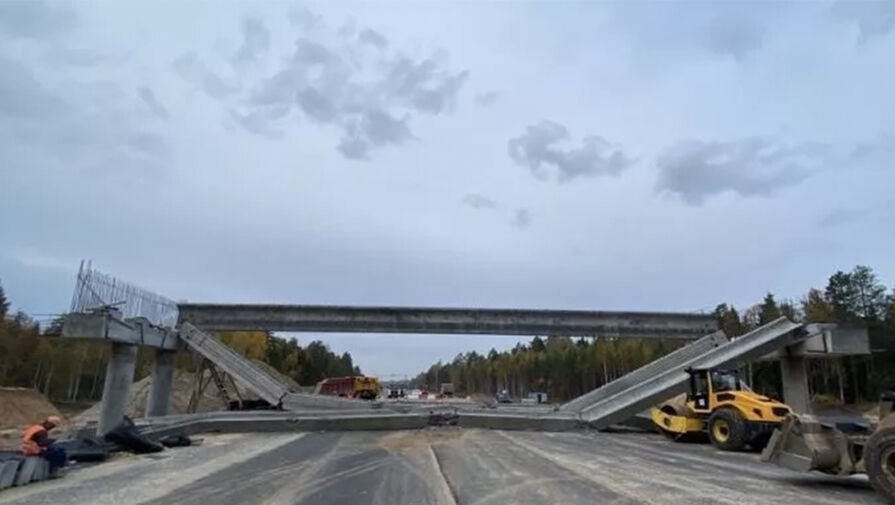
[708,409,747,451]
[712,419,730,443]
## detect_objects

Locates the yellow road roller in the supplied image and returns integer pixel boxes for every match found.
[652,367,793,451]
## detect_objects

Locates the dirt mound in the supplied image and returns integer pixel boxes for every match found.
[72,370,230,425]
[0,387,63,430]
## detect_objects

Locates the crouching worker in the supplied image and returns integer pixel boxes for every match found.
[22,415,67,476]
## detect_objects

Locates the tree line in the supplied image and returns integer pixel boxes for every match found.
[0,280,360,406]
[414,265,895,404]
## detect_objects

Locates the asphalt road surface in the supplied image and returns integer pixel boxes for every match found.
[0,429,884,505]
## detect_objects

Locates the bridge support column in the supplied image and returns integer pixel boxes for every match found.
[146,349,176,417]
[97,343,138,435]
[781,342,811,414]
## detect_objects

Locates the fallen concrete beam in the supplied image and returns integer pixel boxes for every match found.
[61,311,180,350]
[560,331,728,412]
[177,304,717,339]
[458,411,582,431]
[579,317,807,429]
[281,392,381,411]
[141,412,430,438]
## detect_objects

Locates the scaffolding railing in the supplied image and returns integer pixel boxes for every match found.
[69,260,178,328]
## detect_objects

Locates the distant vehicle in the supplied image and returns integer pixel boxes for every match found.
[521,392,548,404]
[440,383,455,397]
[495,389,511,403]
[387,388,406,399]
[315,376,380,400]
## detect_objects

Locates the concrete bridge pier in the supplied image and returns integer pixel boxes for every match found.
[97,343,138,435]
[781,342,811,414]
[146,350,176,417]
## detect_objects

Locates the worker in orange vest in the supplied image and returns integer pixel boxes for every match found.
[21,415,67,475]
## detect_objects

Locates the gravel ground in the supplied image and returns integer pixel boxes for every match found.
[0,429,884,505]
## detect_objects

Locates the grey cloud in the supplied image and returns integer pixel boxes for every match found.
[850,134,895,159]
[233,18,270,65]
[230,105,289,139]
[832,0,895,40]
[251,69,302,106]
[0,56,64,118]
[655,138,829,205]
[338,108,414,160]
[707,17,764,60]
[45,46,109,67]
[474,91,500,108]
[288,6,322,30]
[172,53,238,99]
[511,208,532,229]
[360,109,413,145]
[358,28,388,49]
[0,55,171,174]
[123,132,170,158]
[226,12,466,160]
[0,1,74,39]
[819,208,870,228]
[508,120,633,182]
[383,55,469,115]
[138,86,170,120]
[462,194,498,210]
[296,87,338,122]
[170,8,467,160]
[293,38,333,65]
[337,137,372,160]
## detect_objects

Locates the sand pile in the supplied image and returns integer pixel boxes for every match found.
[72,369,242,425]
[0,387,63,430]
[0,387,64,451]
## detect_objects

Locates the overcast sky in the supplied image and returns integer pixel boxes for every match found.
[2,1,894,377]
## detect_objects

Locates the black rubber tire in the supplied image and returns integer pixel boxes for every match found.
[867,425,895,503]
[749,431,773,452]
[708,409,747,451]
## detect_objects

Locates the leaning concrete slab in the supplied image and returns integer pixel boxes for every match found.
[177,304,718,339]
[458,411,582,431]
[579,317,807,429]
[560,331,728,412]
[179,323,375,411]
[178,323,290,406]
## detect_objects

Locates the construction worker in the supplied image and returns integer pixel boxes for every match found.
[21,415,67,475]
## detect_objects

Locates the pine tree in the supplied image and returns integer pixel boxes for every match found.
[758,293,781,324]
[0,281,8,320]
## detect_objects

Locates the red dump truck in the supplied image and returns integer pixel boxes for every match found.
[314,376,381,400]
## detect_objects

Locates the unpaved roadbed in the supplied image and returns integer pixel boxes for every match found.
[0,430,883,505]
